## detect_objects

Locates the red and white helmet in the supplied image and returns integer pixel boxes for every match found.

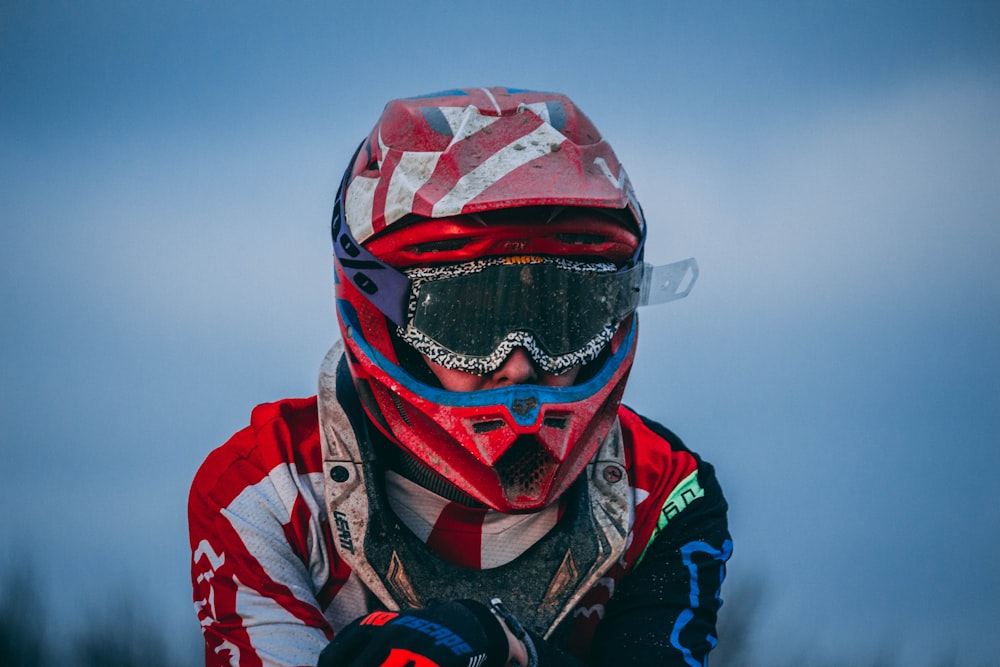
[332,87,695,512]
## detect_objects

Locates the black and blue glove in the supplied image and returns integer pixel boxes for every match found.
[318,599,510,667]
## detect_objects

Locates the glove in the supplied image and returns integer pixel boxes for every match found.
[318,599,510,667]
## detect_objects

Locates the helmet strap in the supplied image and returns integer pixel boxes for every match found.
[332,142,412,326]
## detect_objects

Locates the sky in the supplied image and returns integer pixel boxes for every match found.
[2,1,999,665]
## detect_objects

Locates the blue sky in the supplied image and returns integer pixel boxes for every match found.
[2,2,999,664]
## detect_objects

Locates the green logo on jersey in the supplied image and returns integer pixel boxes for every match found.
[635,470,704,566]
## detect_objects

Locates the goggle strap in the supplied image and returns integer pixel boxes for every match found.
[639,258,699,306]
[332,142,412,326]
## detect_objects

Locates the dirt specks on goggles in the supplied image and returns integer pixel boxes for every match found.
[397,256,697,375]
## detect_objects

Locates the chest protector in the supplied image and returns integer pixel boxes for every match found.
[318,343,630,638]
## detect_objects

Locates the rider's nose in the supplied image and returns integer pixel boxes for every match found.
[490,348,539,387]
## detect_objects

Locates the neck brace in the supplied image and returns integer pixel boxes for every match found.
[318,340,631,638]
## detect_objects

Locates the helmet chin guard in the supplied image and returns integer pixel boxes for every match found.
[340,293,637,511]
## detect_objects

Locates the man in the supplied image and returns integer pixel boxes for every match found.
[189,87,731,667]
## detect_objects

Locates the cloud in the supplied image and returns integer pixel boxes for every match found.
[635,72,1000,318]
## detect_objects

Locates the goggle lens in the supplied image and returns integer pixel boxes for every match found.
[398,258,638,375]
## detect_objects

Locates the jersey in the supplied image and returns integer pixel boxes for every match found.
[189,357,731,667]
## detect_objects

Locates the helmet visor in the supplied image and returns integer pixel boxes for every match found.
[398,257,640,375]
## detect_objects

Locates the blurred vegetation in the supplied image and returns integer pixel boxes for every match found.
[0,565,45,667]
[0,565,197,667]
[0,563,979,667]
[713,578,973,667]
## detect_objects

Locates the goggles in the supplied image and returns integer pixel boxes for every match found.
[396,256,698,375]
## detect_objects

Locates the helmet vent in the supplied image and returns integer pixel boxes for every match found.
[388,392,412,427]
[472,419,506,434]
[543,416,567,430]
[495,436,557,502]
[408,239,471,254]
[556,233,608,245]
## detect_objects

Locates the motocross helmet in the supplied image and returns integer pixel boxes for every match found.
[332,87,696,512]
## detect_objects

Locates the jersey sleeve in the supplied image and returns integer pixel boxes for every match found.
[188,399,343,667]
[587,412,733,666]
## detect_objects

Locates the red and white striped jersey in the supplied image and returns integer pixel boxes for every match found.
[189,369,730,666]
